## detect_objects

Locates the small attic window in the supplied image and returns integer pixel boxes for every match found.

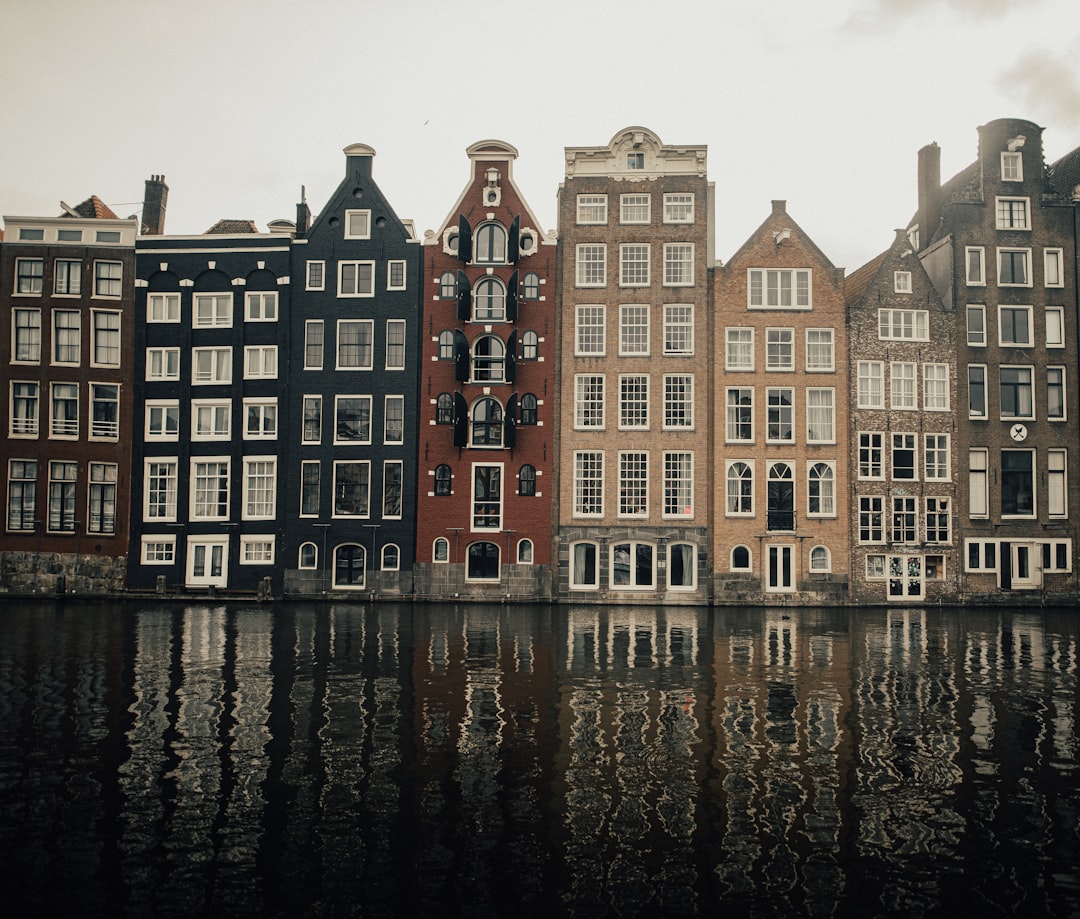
[894,271,912,294]
[19,228,44,241]
[1001,151,1023,182]
[96,231,121,243]
[627,153,644,170]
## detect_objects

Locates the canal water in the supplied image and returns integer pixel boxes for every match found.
[0,601,1076,918]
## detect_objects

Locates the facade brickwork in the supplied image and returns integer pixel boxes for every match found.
[712,201,850,604]
[555,127,714,604]
[846,229,960,604]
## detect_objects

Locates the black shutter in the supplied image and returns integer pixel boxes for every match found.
[508,215,520,264]
[456,270,471,322]
[506,270,519,322]
[504,392,518,449]
[457,214,473,263]
[453,392,468,447]
[453,330,470,382]
[505,330,518,383]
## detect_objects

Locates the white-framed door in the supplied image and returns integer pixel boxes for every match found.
[766,544,795,592]
[887,555,924,600]
[186,536,229,588]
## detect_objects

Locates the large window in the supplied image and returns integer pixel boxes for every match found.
[663,452,693,518]
[91,311,120,367]
[12,308,41,363]
[859,432,884,479]
[859,497,884,543]
[474,223,507,264]
[300,461,320,516]
[664,304,693,354]
[242,459,276,519]
[573,452,603,517]
[998,305,1032,346]
[619,304,649,355]
[663,193,694,224]
[663,244,693,286]
[892,433,916,480]
[806,388,834,443]
[50,383,78,438]
[192,400,231,440]
[575,305,605,355]
[48,461,77,532]
[857,361,883,408]
[337,319,374,369]
[999,366,1033,419]
[1001,450,1034,517]
[766,388,793,443]
[878,309,928,341]
[620,244,650,287]
[924,434,950,481]
[53,310,80,364]
[474,278,506,321]
[574,375,605,429]
[611,541,654,589]
[891,362,917,410]
[618,452,648,517]
[748,269,811,308]
[471,335,506,382]
[766,328,794,371]
[576,245,606,287]
[385,320,406,369]
[472,465,502,530]
[148,293,180,323]
[193,293,232,328]
[383,461,403,518]
[245,292,278,322]
[969,449,988,518]
[93,261,122,298]
[471,397,503,447]
[968,365,987,418]
[191,460,230,520]
[335,396,372,443]
[90,383,119,439]
[15,258,44,294]
[304,320,324,369]
[145,460,178,521]
[924,364,949,410]
[726,461,753,516]
[577,195,607,224]
[995,197,1030,230]
[726,388,753,442]
[620,194,650,224]
[807,463,835,516]
[7,460,37,531]
[10,382,39,436]
[192,347,232,384]
[339,261,375,296]
[726,327,753,370]
[663,375,693,429]
[334,461,370,517]
[619,374,649,429]
[997,248,1031,286]
[806,329,834,371]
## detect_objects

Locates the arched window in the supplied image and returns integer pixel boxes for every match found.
[299,542,317,569]
[467,541,500,580]
[435,464,452,495]
[472,336,505,382]
[726,462,753,515]
[436,393,454,425]
[381,544,400,571]
[519,464,536,496]
[520,393,538,425]
[808,463,835,517]
[517,539,534,564]
[438,330,455,360]
[810,545,830,572]
[522,272,540,300]
[333,544,366,588]
[439,272,457,299]
[474,223,507,264]
[473,278,506,321]
[433,537,449,563]
[570,541,599,589]
[668,543,696,589]
[767,462,795,531]
[521,330,539,360]
[471,397,503,446]
[731,545,752,571]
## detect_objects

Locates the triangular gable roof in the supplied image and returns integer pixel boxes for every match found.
[844,251,888,305]
[204,219,259,235]
[724,201,836,270]
[63,196,119,220]
[1048,145,1080,199]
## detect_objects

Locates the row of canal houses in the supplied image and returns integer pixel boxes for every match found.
[3,118,1080,605]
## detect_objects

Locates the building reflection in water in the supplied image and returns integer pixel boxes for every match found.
[0,601,1076,917]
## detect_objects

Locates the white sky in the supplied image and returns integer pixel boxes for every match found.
[2,0,1079,273]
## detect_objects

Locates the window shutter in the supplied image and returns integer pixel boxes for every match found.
[508,215,520,264]
[506,270,519,322]
[504,392,518,448]
[505,330,518,383]
[456,270,471,322]
[452,392,468,447]
[453,330,469,382]
[457,214,473,263]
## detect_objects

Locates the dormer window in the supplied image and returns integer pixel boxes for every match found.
[627,152,644,170]
[894,271,912,293]
[1001,151,1023,182]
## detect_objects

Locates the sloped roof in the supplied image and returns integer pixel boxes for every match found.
[1048,145,1080,199]
[62,195,119,220]
[844,251,888,305]
[205,219,259,235]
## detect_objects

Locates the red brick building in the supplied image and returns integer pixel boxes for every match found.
[413,141,556,599]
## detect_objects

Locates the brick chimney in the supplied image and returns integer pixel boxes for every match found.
[916,143,941,252]
[142,175,169,235]
[295,186,311,239]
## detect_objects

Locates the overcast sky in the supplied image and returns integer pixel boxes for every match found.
[2,0,1079,272]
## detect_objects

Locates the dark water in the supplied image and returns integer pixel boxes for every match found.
[0,601,1076,918]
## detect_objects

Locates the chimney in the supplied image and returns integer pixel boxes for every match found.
[916,143,941,252]
[295,185,311,239]
[142,175,169,235]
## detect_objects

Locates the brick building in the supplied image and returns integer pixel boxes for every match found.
[412,141,556,599]
[554,127,714,603]
[846,229,959,603]
[913,118,1080,600]
[713,201,849,603]
[1,196,140,593]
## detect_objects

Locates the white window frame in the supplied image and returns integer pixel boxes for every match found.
[966,304,986,346]
[998,304,1033,346]
[49,382,79,438]
[617,451,649,518]
[344,209,371,239]
[1048,449,1067,518]
[241,457,277,521]
[859,432,884,480]
[725,460,754,517]
[997,247,1032,287]
[574,374,605,429]
[859,497,885,544]
[575,244,606,287]
[805,328,834,372]
[90,310,121,368]
[663,243,694,286]
[243,398,278,440]
[92,260,123,299]
[14,257,44,295]
[89,382,120,441]
[806,388,835,444]
[305,260,325,291]
[968,364,988,419]
[334,395,373,445]
[244,291,278,322]
[243,345,278,379]
[663,193,694,224]
[575,304,606,356]
[965,247,986,286]
[857,361,883,409]
[890,361,917,410]
[619,243,650,287]
[807,462,836,518]
[11,307,41,364]
[618,374,649,431]
[304,319,324,370]
[1048,366,1067,421]
[726,327,754,371]
[146,347,180,381]
[141,536,177,565]
[878,308,929,341]
[619,193,651,224]
[336,318,374,370]
[663,303,694,355]
[148,292,180,323]
[387,260,407,291]
[891,432,917,481]
[995,196,1031,230]
[191,399,232,441]
[766,328,794,372]
[924,433,951,481]
[332,459,371,518]
[143,458,178,522]
[189,457,231,521]
[1045,306,1065,348]
[766,387,794,444]
[384,394,405,444]
[240,536,276,565]
[999,364,1034,420]
[10,381,39,438]
[1044,248,1064,288]
[576,194,607,225]
[338,260,376,297]
[663,374,694,430]
[726,387,754,443]
[923,364,950,411]
[192,347,232,385]
[145,400,180,441]
[618,304,650,356]
[193,293,233,328]
[969,448,988,518]
[385,319,406,370]
[573,452,604,518]
[894,271,912,293]
[51,310,80,366]
[748,269,812,309]
[1001,151,1023,182]
[662,451,694,519]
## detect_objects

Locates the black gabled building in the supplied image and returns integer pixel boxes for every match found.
[128,218,293,594]
[284,144,422,595]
